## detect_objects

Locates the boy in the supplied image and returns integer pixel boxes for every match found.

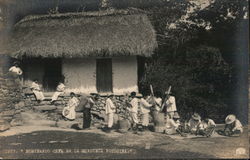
[223,114,243,136]
[188,113,201,134]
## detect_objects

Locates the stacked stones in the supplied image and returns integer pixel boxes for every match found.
[24,93,143,126]
[0,55,26,132]
[91,95,133,120]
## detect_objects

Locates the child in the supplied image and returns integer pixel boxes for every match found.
[223,114,243,136]
[188,113,201,134]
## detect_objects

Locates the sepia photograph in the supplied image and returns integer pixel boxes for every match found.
[0,0,249,159]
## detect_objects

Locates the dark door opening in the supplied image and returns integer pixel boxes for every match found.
[96,58,113,93]
[43,58,62,92]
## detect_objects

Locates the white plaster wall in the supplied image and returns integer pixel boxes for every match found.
[62,58,97,94]
[112,56,138,94]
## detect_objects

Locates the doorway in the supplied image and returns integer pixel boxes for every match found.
[96,58,113,93]
[43,58,62,92]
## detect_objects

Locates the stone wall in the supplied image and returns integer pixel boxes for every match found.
[23,91,145,128]
[0,55,26,132]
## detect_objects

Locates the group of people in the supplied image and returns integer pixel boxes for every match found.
[30,79,65,104]
[8,62,244,137]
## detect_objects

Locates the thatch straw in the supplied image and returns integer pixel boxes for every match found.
[7,9,157,58]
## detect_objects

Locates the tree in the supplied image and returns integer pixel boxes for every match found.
[140,0,248,122]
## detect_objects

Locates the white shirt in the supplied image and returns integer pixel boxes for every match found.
[202,119,216,129]
[140,98,152,114]
[232,119,243,131]
[105,98,116,114]
[9,66,23,75]
[165,118,180,134]
[68,97,79,108]
[166,118,180,129]
[154,97,162,111]
[188,119,201,131]
[129,98,139,113]
[31,82,41,91]
[165,96,177,112]
[56,83,65,92]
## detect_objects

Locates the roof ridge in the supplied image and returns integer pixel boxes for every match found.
[17,8,147,26]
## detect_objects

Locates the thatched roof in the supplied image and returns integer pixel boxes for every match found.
[7,9,157,58]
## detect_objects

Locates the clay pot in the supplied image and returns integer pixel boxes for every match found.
[153,112,165,133]
[117,119,130,133]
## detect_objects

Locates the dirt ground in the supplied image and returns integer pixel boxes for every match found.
[0,124,249,159]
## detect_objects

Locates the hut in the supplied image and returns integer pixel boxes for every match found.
[6,9,157,94]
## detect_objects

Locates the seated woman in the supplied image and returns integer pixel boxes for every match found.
[51,81,65,104]
[165,112,186,137]
[187,113,201,134]
[31,79,45,103]
[197,117,216,137]
[62,92,79,121]
[223,114,243,136]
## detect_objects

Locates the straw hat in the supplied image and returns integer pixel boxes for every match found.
[192,113,201,121]
[173,112,180,119]
[225,114,236,124]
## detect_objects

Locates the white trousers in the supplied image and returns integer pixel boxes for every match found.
[107,113,114,128]
[51,91,63,101]
[130,112,138,124]
[141,113,149,126]
[33,90,45,101]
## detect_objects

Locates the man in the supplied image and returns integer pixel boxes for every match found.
[78,93,98,130]
[140,93,153,131]
[188,113,201,134]
[223,114,243,136]
[9,61,23,76]
[162,91,177,119]
[51,81,65,104]
[127,92,139,131]
[31,79,45,103]
[105,93,116,133]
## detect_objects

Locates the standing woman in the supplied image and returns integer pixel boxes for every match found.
[162,91,177,119]
[62,92,79,121]
[140,93,153,131]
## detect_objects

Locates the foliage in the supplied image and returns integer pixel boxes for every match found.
[140,45,231,122]
[138,0,248,123]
